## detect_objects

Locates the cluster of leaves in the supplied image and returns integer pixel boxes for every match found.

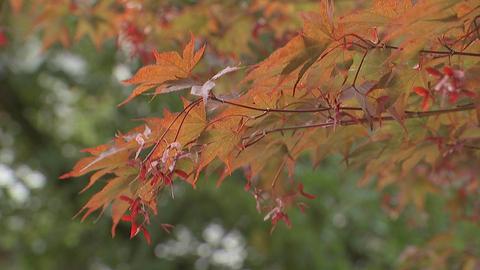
[5,0,319,63]
[15,0,479,250]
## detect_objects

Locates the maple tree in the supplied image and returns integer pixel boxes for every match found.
[5,0,479,264]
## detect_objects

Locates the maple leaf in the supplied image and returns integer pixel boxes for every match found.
[0,29,8,47]
[174,98,207,144]
[301,0,335,41]
[280,36,327,95]
[9,0,23,13]
[36,12,71,49]
[119,34,206,106]
[372,0,413,19]
[244,35,306,83]
[59,146,130,179]
[111,193,132,237]
[75,176,132,222]
[73,1,118,49]
[194,122,241,185]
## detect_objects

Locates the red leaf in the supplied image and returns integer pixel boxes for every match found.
[449,92,459,104]
[130,222,138,238]
[413,87,431,110]
[121,215,133,222]
[174,169,189,180]
[141,227,152,245]
[119,195,134,204]
[163,174,173,186]
[421,95,431,111]
[413,86,429,97]
[443,66,454,76]
[298,183,316,199]
[139,164,147,182]
[150,174,160,186]
[271,211,292,229]
[131,200,140,217]
[462,90,476,98]
[0,30,8,47]
[425,67,442,77]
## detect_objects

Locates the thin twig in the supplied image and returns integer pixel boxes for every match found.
[242,104,476,142]
[143,98,202,162]
[210,95,361,113]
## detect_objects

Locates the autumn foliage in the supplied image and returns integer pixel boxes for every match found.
[10,0,479,257]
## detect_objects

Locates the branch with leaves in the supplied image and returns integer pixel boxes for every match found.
[57,0,480,245]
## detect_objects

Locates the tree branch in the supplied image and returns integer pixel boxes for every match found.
[242,103,477,142]
[210,95,361,113]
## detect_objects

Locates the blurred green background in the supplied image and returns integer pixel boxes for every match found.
[1,1,479,270]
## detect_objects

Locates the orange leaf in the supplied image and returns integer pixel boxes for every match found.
[119,35,205,106]
[372,0,412,19]
[76,176,131,222]
[413,87,432,111]
[194,127,240,185]
[9,0,23,13]
[111,195,131,237]
[413,86,429,97]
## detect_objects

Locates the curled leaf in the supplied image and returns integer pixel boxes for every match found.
[190,66,243,105]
